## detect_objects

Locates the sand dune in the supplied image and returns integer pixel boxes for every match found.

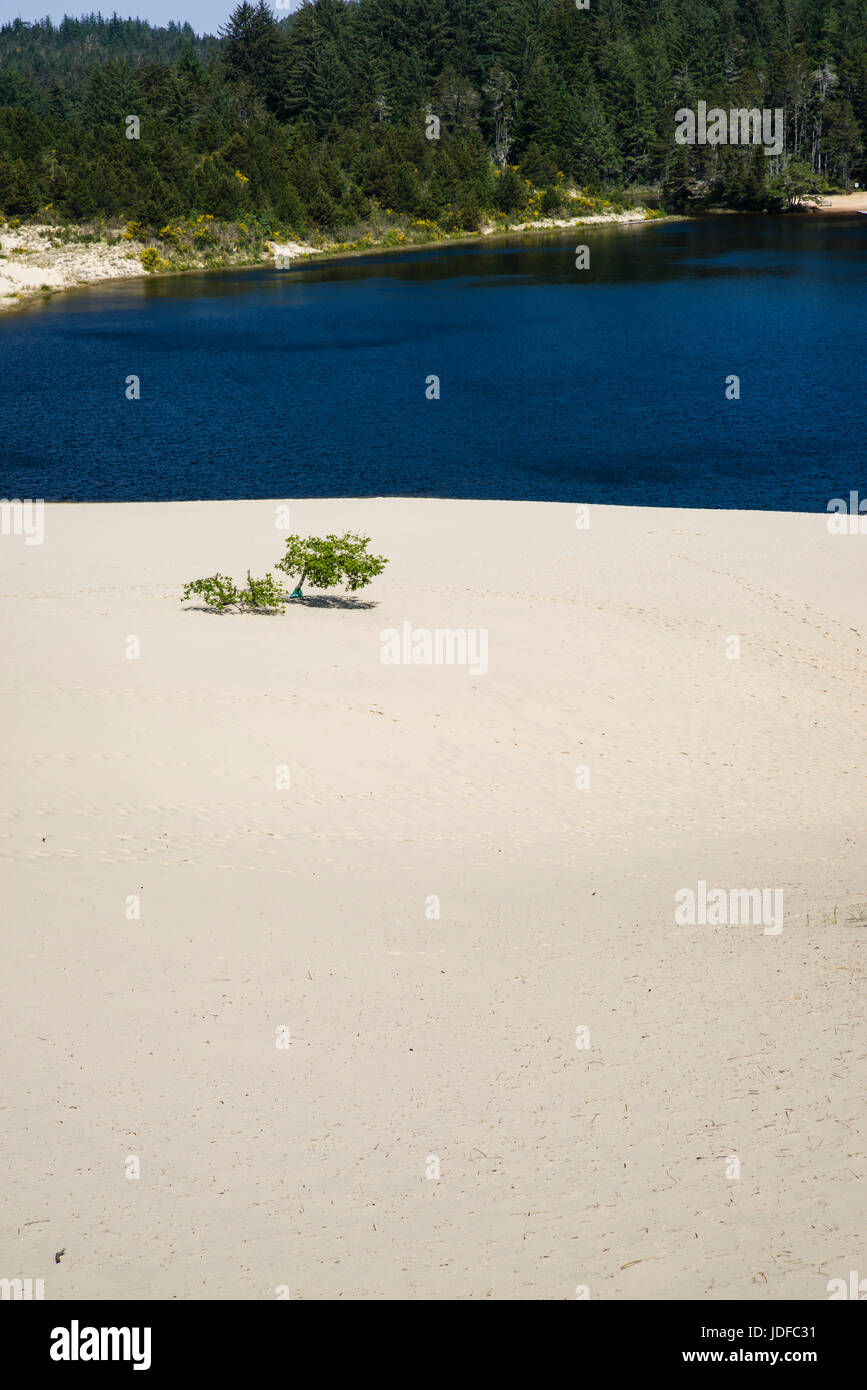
[817,192,867,212]
[1,498,864,1299]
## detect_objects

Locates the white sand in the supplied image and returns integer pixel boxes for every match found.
[0,224,148,311]
[1,498,864,1300]
[0,227,323,314]
[817,192,867,211]
[490,210,650,234]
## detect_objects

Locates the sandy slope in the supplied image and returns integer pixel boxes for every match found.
[1,499,864,1300]
[818,192,867,211]
[0,226,323,314]
[0,224,148,310]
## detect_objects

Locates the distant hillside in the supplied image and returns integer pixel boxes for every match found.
[1,1,865,232]
[0,14,218,94]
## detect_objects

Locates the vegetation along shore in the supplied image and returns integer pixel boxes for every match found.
[2,1,865,311]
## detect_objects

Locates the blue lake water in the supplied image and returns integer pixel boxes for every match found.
[1,214,864,508]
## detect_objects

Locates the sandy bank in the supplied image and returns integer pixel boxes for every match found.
[1,498,864,1299]
[484,209,651,234]
[816,191,867,212]
[0,223,323,314]
[0,208,656,313]
[0,223,149,310]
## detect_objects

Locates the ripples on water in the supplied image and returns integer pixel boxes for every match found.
[1,214,864,508]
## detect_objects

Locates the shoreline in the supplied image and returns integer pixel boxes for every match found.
[6,495,847,515]
[0,205,663,317]
[2,189,863,318]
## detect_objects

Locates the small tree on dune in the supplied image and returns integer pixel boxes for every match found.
[275,533,388,597]
[182,533,388,612]
[182,570,290,613]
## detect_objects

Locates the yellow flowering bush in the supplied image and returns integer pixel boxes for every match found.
[141,247,170,273]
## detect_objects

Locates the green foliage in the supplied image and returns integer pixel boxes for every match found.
[275,532,388,595]
[1,0,867,226]
[767,158,826,209]
[140,246,169,272]
[238,570,290,611]
[182,570,289,612]
[220,1,286,116]
[493,167,527,213]
[182,535,388,612]
[182,573,241,611]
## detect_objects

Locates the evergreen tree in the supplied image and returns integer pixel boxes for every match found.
[1,1,866,228]
[220,0,286,115]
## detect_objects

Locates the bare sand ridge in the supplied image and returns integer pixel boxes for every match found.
[818,192,867,211]
[1,499,864,1300]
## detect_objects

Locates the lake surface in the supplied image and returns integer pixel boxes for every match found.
[1,214,865,508]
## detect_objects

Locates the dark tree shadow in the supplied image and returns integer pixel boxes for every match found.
[295,594,378,610]
[181,596,379,614]
[182,605,284,616]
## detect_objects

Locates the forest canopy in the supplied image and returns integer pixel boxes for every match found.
[0,0,864,232]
